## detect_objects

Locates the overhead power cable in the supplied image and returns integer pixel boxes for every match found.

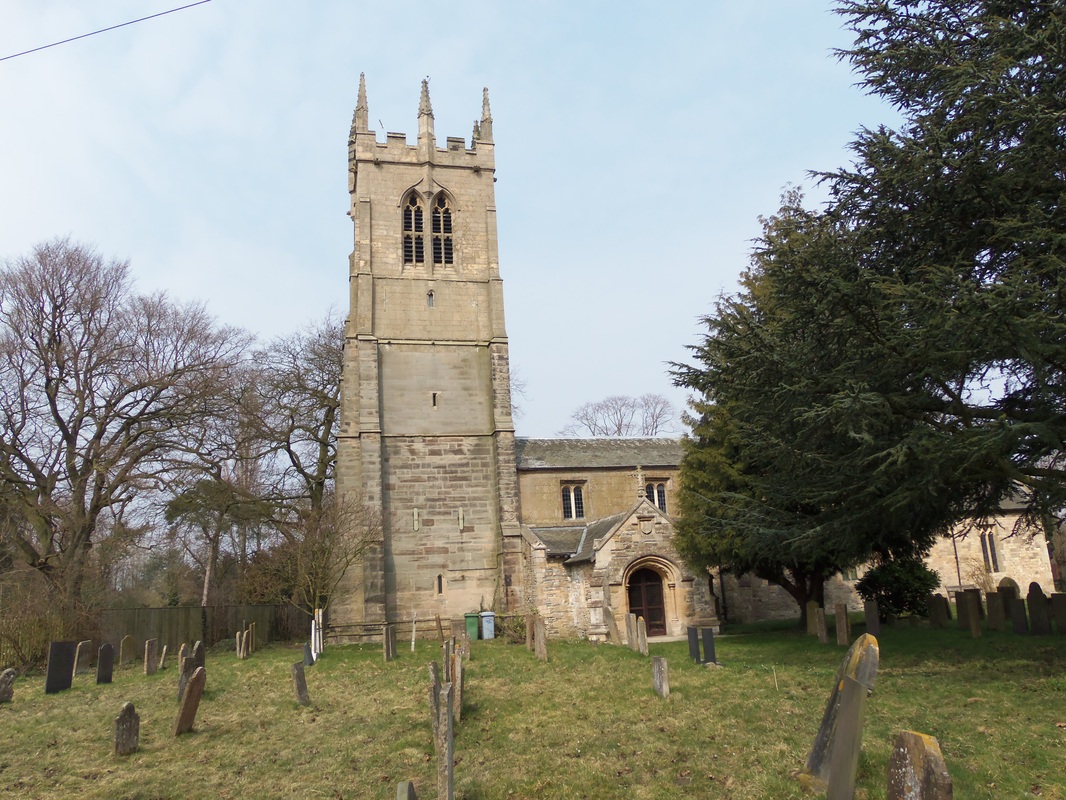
[0,1,214,64]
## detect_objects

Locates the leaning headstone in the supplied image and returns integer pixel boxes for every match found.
[687,627,701,663]
[985,591,1005,632]
[799,633,880,791]
[304,642,314,666]
[864,600,881,636]
[1009,597,1030,635]
[825,675,868,800]
[636,616,648,656]
[1027,583,1053,635]
[44,641,76,694]
[604,605,622,643]
[96,643,115,684]
[396,781,418,800]
[0,668,16,703]
[158,644,168,670]
[436,682,454,800]
[534,616,548,662]
[887,730,953,799]
[177,642,188,669]
[652,656,669,699]
[292,661,310,706]
[73,639,93,677]
[177,655,196,703]
[119,634,134,665]
[806,601,820,636]
[144,638,158,675]
[175,666,206,736]
[114,702,140,756]
[964,593,982,638]
[701,627,717,665]
[816,608,829,644]
[1051,593,1066,635]
[192,640,206,670]
[964,588,985,620]
[929,595,949,630]
[428,662,441,740]
[835,603,851,646]
[625,613,637,651]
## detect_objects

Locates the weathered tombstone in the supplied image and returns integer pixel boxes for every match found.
[806,601,820,636]
[985,591,1004,632]
[534,616,548,662]
[887,730,953,799]
[636,616,648,656]
[436,682,454,800]
[525,614,534,652]
[826,676,868,800]
[701,627,717,665]
[1051,594,1066,635]
[44,641,76,694]
[964,593,982,638]
[1027,583,1053,635]
[192,640,205,670]
[816,608,829,644]
[451,654,463,724]
[119,634,134,665]
[396,781,418,800]
[177,655,196,703]
[964,588,985,620]
[625,613,637,651]
[652,656,669,699]
[304,642,314,666]
[864,600,881,636]
[177,642,188,668]
[114,702,140,756]
[144,638,159,675]
[0,668,16,703]
[96,643,115,684]
[292,661,310,706]
[604,605,621,643]
[687,627,700,663]
[235,631,243,658]
[175,665,206,736]
[835,603,851,645]
[955,592,970,631]
[798,633,880,791]
[1009,597,1030,635]
[442,639,453,682]
[428,662,441,740]
[158,644,168,670]
[73,639,93,677]
[929,595,949,630]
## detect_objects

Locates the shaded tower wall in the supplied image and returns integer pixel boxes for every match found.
[334,77,525,628]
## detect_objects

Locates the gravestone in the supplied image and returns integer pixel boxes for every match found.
[835,603,851,646]
[701,627,717,665]
[687,627,701,663]
[177,642,188,669]
[636,616,648,656]
[177,655,196,703]
[236,631,243,658]
[525,614,534,652]
[534,616,548,662]
[604,605,621,643]
[292,661,310,706]
[652,656,669,699]
[964,593,982,638]
[929,595,949,630]
[175,665,206,736]
[1051,594,1066,635]
[799,633,880,791]
[96,643,115,685]
[428,662,441,740]
[625,613,637,651]
[887,730,953,799]
[304,642,314,666]
[73,639,93,677]
[114,702,140,756]
[955,592,970,631]
[806,601,820,636]
[384,623,396,662]
[864,600,881,636]
[158,644,168,670]
[451,653,464,723]
[442,639,453,681]
[396,781,418,800]
[1027,583,1053,635]
[192,640,206,670]
[964,588,985,620]
[985,591,1005,632]
[119,634,134,665]
[0,668,16,703]
[436,682,454,800]
[1009,597,1029,635]
[44,641,76,694]
[825,675,868,800]
[816,608,829,645]
[144,638,158,675]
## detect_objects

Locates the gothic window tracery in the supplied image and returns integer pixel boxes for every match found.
[561,484,585,520]
[403,193,425,264]
[432,194,454,265]
[645,481,667,513]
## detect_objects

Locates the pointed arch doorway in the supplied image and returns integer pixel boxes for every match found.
[627,567,667,636]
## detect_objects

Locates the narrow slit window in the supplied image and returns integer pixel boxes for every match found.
[437,574,443,594]
[427,290,434,308]
[432,392,438,408]
[432,194,454,265]
[403,194,425,264]
[572,486,584,518]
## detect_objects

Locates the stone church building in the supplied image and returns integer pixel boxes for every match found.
[332,79,1055,640]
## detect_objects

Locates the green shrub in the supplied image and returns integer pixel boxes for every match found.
[855,557,940,619]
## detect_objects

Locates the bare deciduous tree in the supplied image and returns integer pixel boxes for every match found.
[558,393,677,437]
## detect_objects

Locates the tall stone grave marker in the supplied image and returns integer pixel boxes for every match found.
[985,591,1005,632]
[96,643,115,684]
[816,608,829,644]
[114,702,140,756]
[864,600,881,636]
[292,661,311,706]
[119,634,134,665]
[652,656,669,699]
[1051,593,1066,635]
[534,616,548,662]
[1009,597,1030,635]
[636,616,649,656]
[177,655,196,703]
[964,588,985,620]
[304,642,314,666]
[73,639,93,677]
[835,603,851,646]
[964,593,982,638]
[929,595,949,630]
[955,592,970,631]
[525,614,534,652]
[44,641,76,694]
[144,638,159,675]
[428,662,441,740]
[1027,583,1052,635]
[158,644,168,670]
[192,640,206,670]
[177,642,188,668]
[701,627,718,665]
[436,682,454,800]
[687,627,701,663]
[806,601,820,635]
[887,730,953,799]
[175,665,206,736]
[0,668,16,703]
[625,613,637,651]
[825,675,868,800]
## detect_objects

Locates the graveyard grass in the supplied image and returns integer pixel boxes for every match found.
[1,624,1064,799]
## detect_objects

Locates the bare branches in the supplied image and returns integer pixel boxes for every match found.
[558,393,677,437]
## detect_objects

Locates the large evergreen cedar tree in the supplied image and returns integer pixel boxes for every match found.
[674,0,1065,617]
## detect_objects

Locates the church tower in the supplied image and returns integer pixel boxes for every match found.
[334,76,524,628]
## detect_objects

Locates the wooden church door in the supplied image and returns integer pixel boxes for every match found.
[627,568,667,636]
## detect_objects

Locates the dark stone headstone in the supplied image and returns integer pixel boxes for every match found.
[955,592,970,631]
[1051,593,1066,635]
[863,600,880,636]
[825,676,868,800]
[96,643,115,684]
[652,656,669,699]
[114,702,140,756]
[806,601,820,636]
[687,627,700,663]
[1009,597,1029,635]
[816,608,829,644]
[192,640,205,671]
[701,627,718,664]
[1028,583,1053,635]
[44,641,76,694]
[175,666,206,736]
[304,642,314,666]
[887,730,953,799]
[964,588,985,620]
[0,668,16,703]
[835,603,851,646]
[985,591,1005,632]
[177,642,188,668]
[964,593,982,638]
[929,595,949,629]
[292,661,310,706]
[177,655,196,703]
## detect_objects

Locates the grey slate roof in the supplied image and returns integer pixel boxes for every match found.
[528,509,631,564]
[515,438,683,470]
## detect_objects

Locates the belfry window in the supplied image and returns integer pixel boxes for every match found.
[645,482,667,513]
[403,194,425,264]
[562,484,585,520]
[432,194,454,265]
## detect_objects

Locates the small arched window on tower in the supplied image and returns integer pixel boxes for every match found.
[427,290,435,308]
[432,194,454,265]
[403,193,425,264]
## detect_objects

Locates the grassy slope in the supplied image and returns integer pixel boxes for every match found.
[0,626,1063,799]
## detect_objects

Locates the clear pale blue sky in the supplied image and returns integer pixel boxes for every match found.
[0,1,898,437]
